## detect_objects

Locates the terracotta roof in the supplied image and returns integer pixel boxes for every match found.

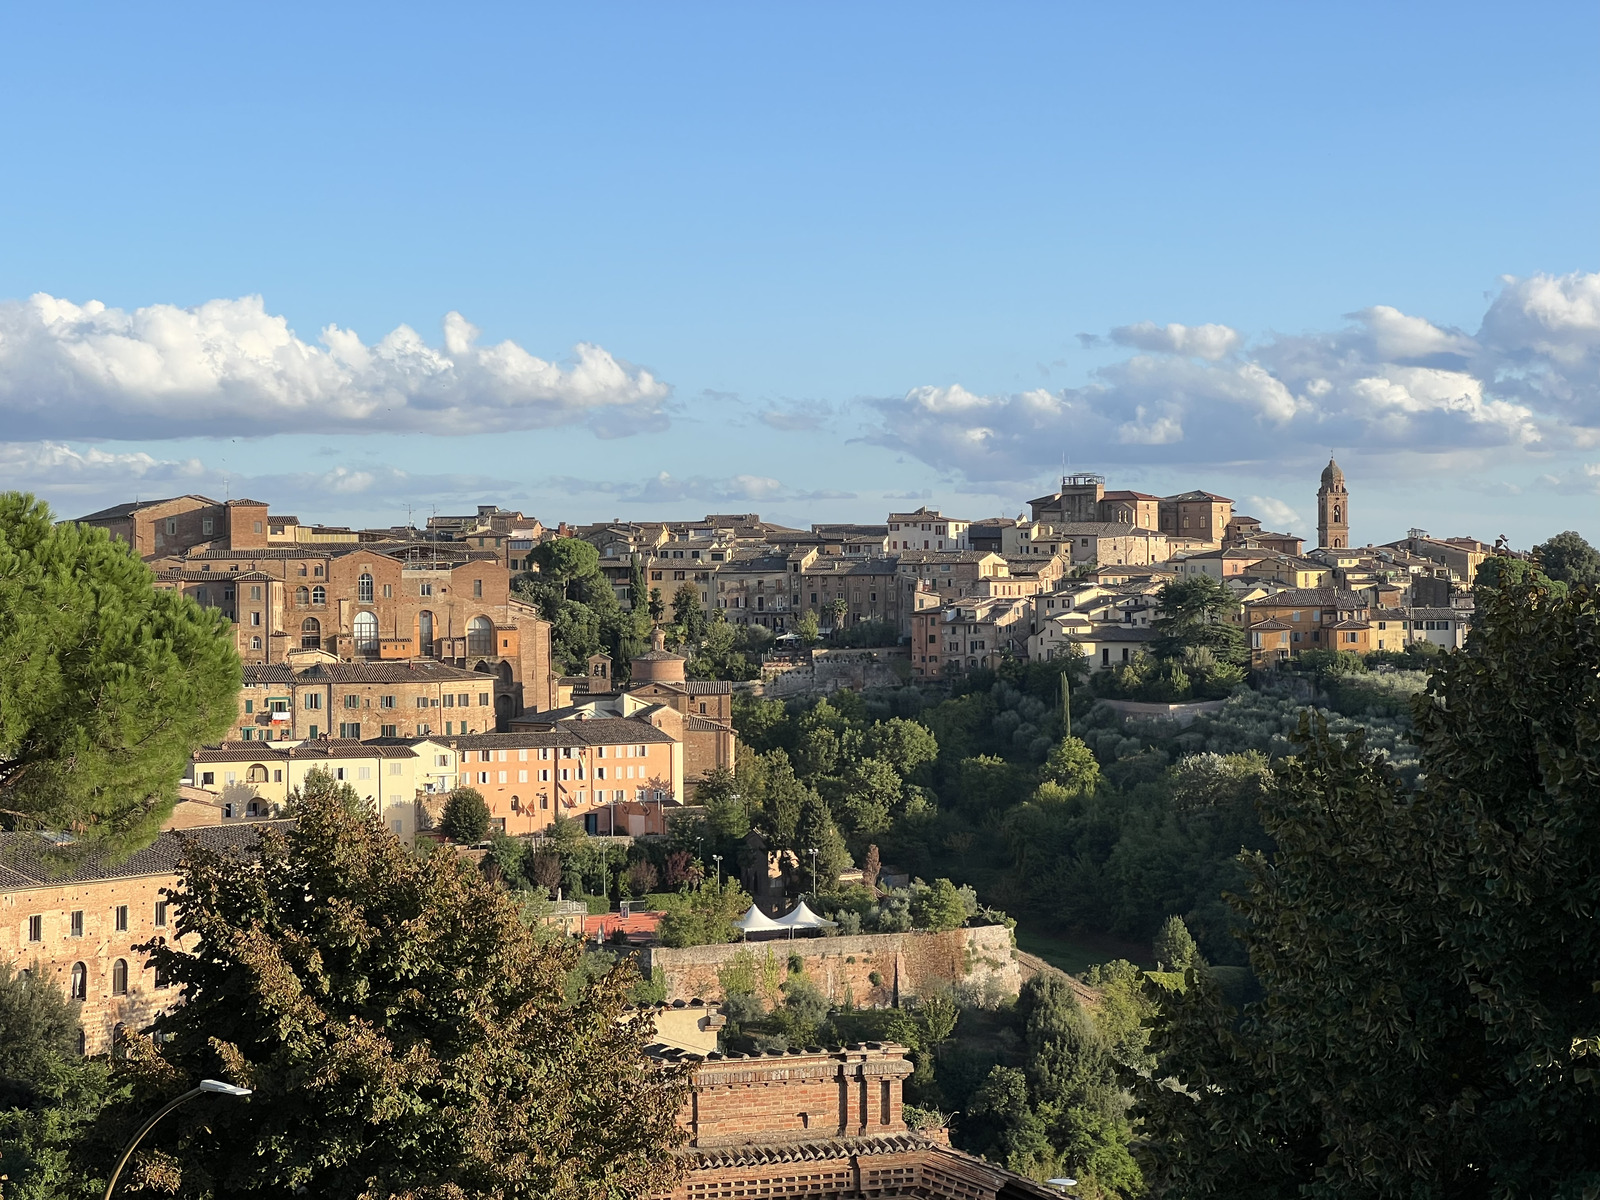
[76,495,217,522]
[0,822,286,891]
[440,719,676,748]
[243,661,495,685]
[158,569,277,582]
[1250,618,1294,631]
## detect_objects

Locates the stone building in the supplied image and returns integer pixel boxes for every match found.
[885,507,970,552]
[75,495,270,558]
[0,823,283,1055]
[1318,458,1350,550]
[232,659,519,742]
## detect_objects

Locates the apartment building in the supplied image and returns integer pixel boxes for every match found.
[432,720,682,836]
[232,660,518,742]
[0,823,282,1055]
[885,507,970,552]
[184,741,432,839]
[1002,520,1169,567]
[76,495,273,558]
[1243,587,1373,665]
[910,597,1031,677]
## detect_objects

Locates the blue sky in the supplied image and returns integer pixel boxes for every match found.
[1,3,1596,546]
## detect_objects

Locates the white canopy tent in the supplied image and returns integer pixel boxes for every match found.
[774,899,837,937]
[734,904,788,936]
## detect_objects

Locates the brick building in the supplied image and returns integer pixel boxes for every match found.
[655,1044,1056,1200]
[0,823,283,1055]
[232,660,518,742]
[76,495,270,558]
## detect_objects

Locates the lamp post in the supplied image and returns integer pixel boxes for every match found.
[712,854,723,888]
[808,847,818,900]
[103,1080,252,1200]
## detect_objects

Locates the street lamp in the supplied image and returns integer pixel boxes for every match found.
[103,1080,252,1200]
[712,854,723,888]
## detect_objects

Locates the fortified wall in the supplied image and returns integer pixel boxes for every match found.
[642,925,1020,1006]
[760,648,912,699]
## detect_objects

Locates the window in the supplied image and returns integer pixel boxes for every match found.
[358,573,374,602]
[416,697,429,708]
[115,905,128,932]
[381,724,397,738]
[250,610,261,626]
[466,616,493,656]
[304,692,322,710]
[28,914,41,942]
[382,583,393,598]
[311,585,326,604]
[202,516,214,534]
[70,910,84,937]
[518,769,528,783]
[419,582,433,597]
[165,517,177,535]
[249,636,262,650]
[70,963,87,1001]
[340,722,362,739]
[154,900,169,927]
[380,695,395,709]
[458,693,470,707]
[445,722,454,735]
[358,765,372,780]
[443,694,455,708]
[112,959,129,996]
[389,761,402,775]
[473,578,483,598]
[247,763,269,782]
[296,586,309,604]
[313,565,323,577]
[353,611,379,653]
[343,694,360,709]
[298,564,308,576]
[250,585,262,601]
[478,692,489,706]
[301,617,322,649]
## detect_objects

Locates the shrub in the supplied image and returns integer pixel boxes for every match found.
[439,787,491,843]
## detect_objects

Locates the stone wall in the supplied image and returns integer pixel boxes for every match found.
[761,648,911,699]
[643,924,1020,1007]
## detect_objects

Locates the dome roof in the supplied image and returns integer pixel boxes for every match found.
[1321,457,1344,487]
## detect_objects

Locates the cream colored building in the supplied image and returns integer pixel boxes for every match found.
[184,740,446,841]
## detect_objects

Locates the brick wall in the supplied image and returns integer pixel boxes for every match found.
[644,925,1019,1007]
[682,1046,911,1147]
[1,874,185,1054]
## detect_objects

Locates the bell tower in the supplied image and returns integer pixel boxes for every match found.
[1318,458,1349,549]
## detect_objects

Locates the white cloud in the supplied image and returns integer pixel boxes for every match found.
[0,294,671,439]
[0,440,205,497]
[1243,495,1304,532]
[872,272,1595,484]
[1111,321,1241,361]
[542,472,855,505]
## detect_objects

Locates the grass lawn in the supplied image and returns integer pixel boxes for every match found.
[1014,925,1152,975]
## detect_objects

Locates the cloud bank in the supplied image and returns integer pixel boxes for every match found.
[0,294,671,439]
[873,271,1600,483]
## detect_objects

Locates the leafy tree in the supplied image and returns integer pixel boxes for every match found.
[832,757,902,838]
[0,962,78,1100]
[952,755,1027,822]
[123,780,686,1199]
[1038,736,1100,797]
[826,598,849,630]
[647,587,665,623]
[861,843,882,890]
[1137,572,1600,1198]
[697,765,750,841]
[1532,529,1600,587]
[795,610,821,645]
[863,718,939,781]
[531,537,602,596]
[910,878,968,932]
[656,880,751,948]
[964,1066,1055,1177]
[794,795,852,888]
[440,785,492,843]
[0,493,241,853]
[670,582,708,645]
[1149,575,1247,666]
[284,765,368,821]
[1151,914,1203,972]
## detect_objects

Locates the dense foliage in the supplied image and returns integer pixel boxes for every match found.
[109,778,687,1200]
[0,493,241,853]
[1136,571,1600,1198]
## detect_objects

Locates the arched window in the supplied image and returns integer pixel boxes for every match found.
[295,586,310,605]
[249,636,262,650]
[301,617,322,650]
[353,611,379,653]
[1333,505,1342,522]
[311,585,326,605]
[247,764,269,783]
[112,959,129,996]
[418,610,435,656]
[358,573,374,602]
[69,962,87,1001]
[467,616,494,656]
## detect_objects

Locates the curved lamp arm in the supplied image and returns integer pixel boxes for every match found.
[103,1079,251,1200]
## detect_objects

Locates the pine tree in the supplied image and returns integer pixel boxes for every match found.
[0,493,241,853]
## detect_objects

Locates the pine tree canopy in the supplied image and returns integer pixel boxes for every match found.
[0,493,240,854]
